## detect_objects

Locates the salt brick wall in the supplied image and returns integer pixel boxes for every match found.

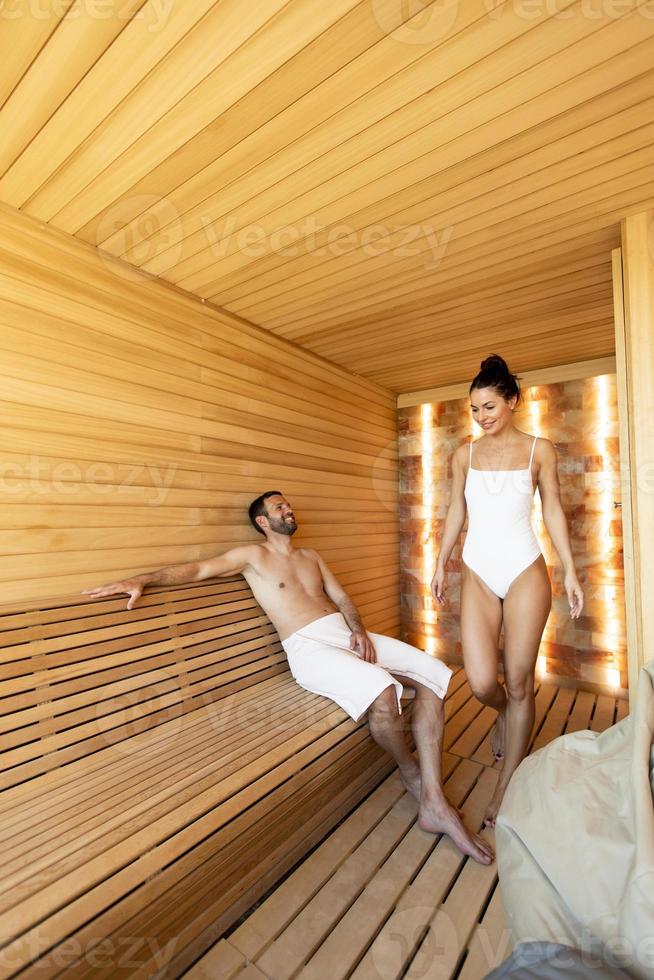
[399,375,628,691]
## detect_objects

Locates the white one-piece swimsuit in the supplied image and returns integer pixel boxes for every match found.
[462,436,541,599]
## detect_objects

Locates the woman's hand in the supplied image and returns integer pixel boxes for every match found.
[431,564,447,606]
[564,571,584,619]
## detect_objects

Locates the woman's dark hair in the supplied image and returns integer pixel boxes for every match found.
[469,354,520,404]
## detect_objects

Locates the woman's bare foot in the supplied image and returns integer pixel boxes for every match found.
[483,780,508,828]
[418,797,495,865]
[490,710,506,761]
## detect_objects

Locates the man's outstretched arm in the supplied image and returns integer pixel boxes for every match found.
[81,546,257,610]
[313,551,377,663]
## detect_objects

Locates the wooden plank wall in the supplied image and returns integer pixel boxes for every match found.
[0,203,399,633]
[399,376,627,690]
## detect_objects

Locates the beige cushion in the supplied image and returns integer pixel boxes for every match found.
[496,662,654,980]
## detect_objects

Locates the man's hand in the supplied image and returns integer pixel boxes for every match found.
[349,628,377,664]
[81,578,146,610]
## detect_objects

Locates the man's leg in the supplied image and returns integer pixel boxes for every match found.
[366,683,421,797]
[368,680,494,865]
[284,626,493,863]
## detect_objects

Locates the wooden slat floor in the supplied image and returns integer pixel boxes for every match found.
[185,668,628,980]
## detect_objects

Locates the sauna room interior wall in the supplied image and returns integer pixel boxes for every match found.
[0,205,399,632]
[399,376,627,691]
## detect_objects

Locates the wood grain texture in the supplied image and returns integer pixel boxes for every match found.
[1,3,653,389]
[186,669,625,980]
[0,204,398,623]
[618,210,654,701]
[0,579,398,978]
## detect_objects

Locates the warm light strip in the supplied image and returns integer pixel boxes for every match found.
[526,388,556,657]
[527,388,545,539]
[420,404,438,653]
[596,375,620,689]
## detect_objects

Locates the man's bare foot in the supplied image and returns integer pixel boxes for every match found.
[490,710,506,761]
[399,765,465,819]
[418,798,495,865]
[399,764,421,802]
[483,780,508,828]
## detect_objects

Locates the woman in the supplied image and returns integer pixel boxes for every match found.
[431,354,584,827]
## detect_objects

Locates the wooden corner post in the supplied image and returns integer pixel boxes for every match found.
[613,209,654,703]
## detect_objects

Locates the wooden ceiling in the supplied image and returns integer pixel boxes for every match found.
[2,0,653,393]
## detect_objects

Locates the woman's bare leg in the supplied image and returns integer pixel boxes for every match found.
[460,564,507,758]
[484,556,551,827]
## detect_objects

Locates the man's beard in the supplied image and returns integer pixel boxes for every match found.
[267,515,297,536]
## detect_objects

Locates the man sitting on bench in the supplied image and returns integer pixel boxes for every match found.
[83,490,494,865]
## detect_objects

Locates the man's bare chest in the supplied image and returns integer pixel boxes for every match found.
[248,553,324,595]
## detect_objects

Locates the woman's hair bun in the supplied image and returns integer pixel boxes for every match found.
[480,354,510,374]
[470,353,520,403]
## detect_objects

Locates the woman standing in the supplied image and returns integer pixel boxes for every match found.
[431,355,584,827]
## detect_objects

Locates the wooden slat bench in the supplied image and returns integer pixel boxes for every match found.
[191,673,627,980]
[0,579,400,979]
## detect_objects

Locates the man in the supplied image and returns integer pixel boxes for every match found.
[83,491,493,865]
